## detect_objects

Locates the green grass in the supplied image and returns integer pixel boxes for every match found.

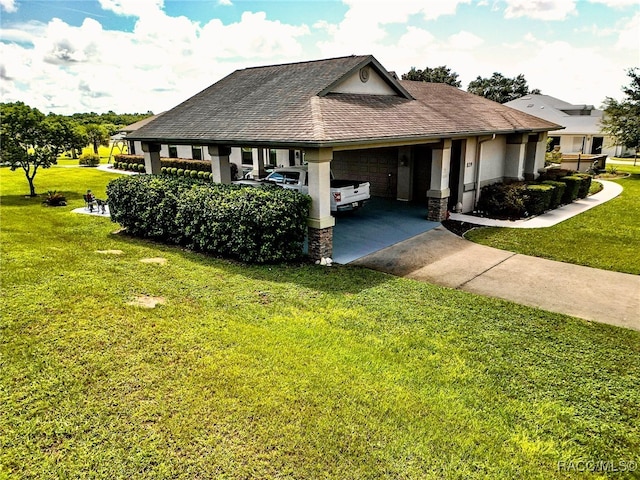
[466,166,640,274]
[1,166,639,479]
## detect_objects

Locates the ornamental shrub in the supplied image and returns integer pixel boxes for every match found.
[197,171,205,179]
[542,180,566,208]
[190,170,198,178]
[177,169,184,176]
[560,176,582,204]
[525,184,554,216]
[171,168,178,175]
[138,164,146,173]
[79,153,100,166]
[574,173,592,199]
[106,176,310,263]
[161,167,167,174]
[128,163,136,171]
[477,182,527,219]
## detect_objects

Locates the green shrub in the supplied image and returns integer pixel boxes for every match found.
[197,171,205,179]
[525,184,554,216]
[171,168,178,175]
[79,153,100,166]
[190,170,198,178]
[161,167,167,174]
[138,164,146,173]
[540,168,574,182]
[43,190,67,207]
[177,169,184,176]
[477,183,527,219]
[574,173,592,199]
[128,163,136,171]
[560,176,582,204]
[106,176,310,263]
[542,180,566,208]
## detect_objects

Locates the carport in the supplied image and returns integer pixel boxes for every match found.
[331,197,439,264]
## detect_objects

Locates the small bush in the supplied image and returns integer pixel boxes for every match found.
[197,171,205,179]
[542,181,566,208]
[43,190,67,207]
[190,170,198,178]
[477,183,527,219]
[539,168,574,182]
[525,184,554,216]
[79,153,100,166]
[560,176,582,204]
[574,173,592,199]
[161,167,167,174]
[137,164,146,173]
[171,168,178,175]
[177,169,184,176]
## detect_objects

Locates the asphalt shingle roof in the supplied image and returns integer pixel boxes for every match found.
[129,55,561,148]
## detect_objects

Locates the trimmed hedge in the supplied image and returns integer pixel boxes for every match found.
[114,155,238,179]
[575,173,592,199]
[542,180,566,209]
[79,153,100,166]
[106,175,310,263]
[560,176,582,204]
[525,184,554,216]
[477,183,527,219]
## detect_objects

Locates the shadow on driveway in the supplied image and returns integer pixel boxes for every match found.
[332,197,439,264]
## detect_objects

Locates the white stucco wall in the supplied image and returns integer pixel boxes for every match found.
[478,136,506,186]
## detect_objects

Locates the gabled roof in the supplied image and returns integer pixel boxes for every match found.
[505,94,603,135]
[130,55,561,148]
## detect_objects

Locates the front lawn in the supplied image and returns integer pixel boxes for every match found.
[465,166,640,274]
[1,166,639,479]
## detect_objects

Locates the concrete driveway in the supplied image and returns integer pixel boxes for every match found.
[332,197,439,264]
[352,226,640,331]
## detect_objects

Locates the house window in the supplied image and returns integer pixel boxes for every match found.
[547,136,561,151]
[269,149,277,166]
[191,145,202,160]
[168,145,178,158]
[241,147,253,165]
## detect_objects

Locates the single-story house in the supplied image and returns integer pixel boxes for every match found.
[505,94,629,157]
[128,55,560,260]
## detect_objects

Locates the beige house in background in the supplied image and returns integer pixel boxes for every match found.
[505,94,628,157]
[127,55,559,260]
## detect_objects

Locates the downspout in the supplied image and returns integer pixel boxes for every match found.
[473,134,496,210]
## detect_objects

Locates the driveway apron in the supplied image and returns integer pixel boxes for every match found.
[352,226,640,331]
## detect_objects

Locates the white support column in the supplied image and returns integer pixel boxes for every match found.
[426,139,452,221]
[305,147,335,261]
[141,142,162,174]
[208,145,232,184]
[505,134,527,181]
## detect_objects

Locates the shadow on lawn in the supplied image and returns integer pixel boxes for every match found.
[110,230,391,296]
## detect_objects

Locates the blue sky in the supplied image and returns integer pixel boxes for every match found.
[1,0,638,114]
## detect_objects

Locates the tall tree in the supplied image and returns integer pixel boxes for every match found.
[0,102,66,196]
[45,114,88,159]
[601,68,640,164]
[402,66,461,87]
[83,123,110,155]
[467,72,540,103]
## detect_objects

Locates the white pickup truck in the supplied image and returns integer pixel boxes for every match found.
[244,166,370,212]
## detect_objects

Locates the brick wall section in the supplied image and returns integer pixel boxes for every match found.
[333,147,398,198]
[427,197,449,222]
[308,226,333,260]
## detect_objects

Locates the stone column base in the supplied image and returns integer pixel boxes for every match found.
[427,197,449,222]
[308,226,333,261]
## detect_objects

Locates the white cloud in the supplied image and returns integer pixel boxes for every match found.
[218,0,233,5]
[447,31,484,50]
[616,12,640,50]
[503,0,577,20]
[0,0,16,13]
[98,0,164,17]
[588,0,639,7]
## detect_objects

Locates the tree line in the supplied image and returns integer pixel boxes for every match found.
[401,65,541,103]
[0,102,152,196]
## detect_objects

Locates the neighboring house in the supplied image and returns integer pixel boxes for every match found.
[128,55,560,260]
[505,94,627,157]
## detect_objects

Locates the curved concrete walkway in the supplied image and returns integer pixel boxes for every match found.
[449,180,622,228]
[352,226,639,331]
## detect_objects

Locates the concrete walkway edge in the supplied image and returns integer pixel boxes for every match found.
[450,180,622,228]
